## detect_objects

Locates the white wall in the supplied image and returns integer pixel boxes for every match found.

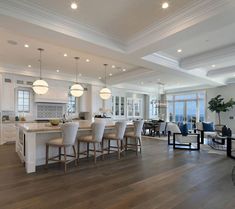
[206,84,235,132]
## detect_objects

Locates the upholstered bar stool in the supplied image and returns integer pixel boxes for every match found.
[124,120,144,155]
[45,122,79,172]
[103,121,127,159]
[77,122,105,164]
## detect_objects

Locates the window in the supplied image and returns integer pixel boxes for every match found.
[17,90,30,112]
[166,92,206,130]
[67,95,76,113]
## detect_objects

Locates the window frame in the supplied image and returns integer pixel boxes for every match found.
[17,89,30,113]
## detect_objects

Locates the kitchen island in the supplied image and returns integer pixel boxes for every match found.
[16,121,134,173]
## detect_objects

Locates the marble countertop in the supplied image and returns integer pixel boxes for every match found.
[18,121,133,133]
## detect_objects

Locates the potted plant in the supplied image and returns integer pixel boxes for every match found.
[208,95,235,125]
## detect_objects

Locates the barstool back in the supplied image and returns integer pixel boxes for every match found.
[115,121,127,140]
[134,120,144,138]
[61,122,79,145]
[91,122,105,142]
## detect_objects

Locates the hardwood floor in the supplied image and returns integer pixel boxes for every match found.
[0,138,235,209]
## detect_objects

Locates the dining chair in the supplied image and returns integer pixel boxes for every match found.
[124,120,144,155]
[45,122,79,172]
[77,122,105,164]
[103,121,127,159]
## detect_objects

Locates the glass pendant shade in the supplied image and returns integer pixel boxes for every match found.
[33,48,49,95]
[99,87,111,100]
[70,83,84,97]
[32,79,49,95]
[99,64,112,100]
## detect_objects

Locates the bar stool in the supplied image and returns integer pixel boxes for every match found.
[124,120,144,155]
[77,122,105,164]
[45,122,79,172]
[103,121,127,159]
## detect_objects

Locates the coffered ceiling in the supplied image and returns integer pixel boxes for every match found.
[0,0,235,93]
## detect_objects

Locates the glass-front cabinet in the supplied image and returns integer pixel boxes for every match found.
[127,98,142,118]
[112,95,125,118]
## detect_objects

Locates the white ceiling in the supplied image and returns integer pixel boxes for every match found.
[0,0,235,93]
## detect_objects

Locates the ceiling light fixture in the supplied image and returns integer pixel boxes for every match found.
[177,49,182,53]
[98,77,102,80]
[109,73,112,76]
[212,65,216,68]
[122,68,126,72]
[64,53,68,57]
[32,48,49,95]
[24,44,29,48]
[111,65,115,69]
[162,2,169,9]
[70,57,84,97]
[28,65,31,68]
[71,2,78,10]
[86,59,90,62]
[56,69,60,73]
[99,64,112,100]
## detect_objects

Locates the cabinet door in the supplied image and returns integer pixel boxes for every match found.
[2,82,15,111]
[127,98,133,117]
[115,96,120,116]
[120,97,125,117]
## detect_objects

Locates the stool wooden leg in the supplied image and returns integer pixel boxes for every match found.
[59,147,61,160]
[72,145,77,166]
[125,137,128,151]
[87,142,90,158]
[45,144,49,169]
[77,141,80,163]
[117,140,120,159]
[136,138,138,156]
[64,146,67,173]
[139,138,142,154]
[101,141,104,160]
[93,142,96,164]
[108,140,110,154]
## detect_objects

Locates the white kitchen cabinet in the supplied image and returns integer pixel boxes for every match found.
[2,81,15,111]
[112,95,125,118]
[2,123,18,143]
[127,98,142,118]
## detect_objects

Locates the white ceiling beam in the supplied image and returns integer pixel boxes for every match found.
[181,44,235,70]
[207,66,235,77]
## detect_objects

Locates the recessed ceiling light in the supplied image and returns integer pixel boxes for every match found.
[64,53,68,57]
[71,2,78,10]
[109,73,112,76]
[56,69,60,73]
[212,65,216,68]
[28,65,31,68]
[78,73,82,77]
[24,44,29,48]
[162,2,169,9]
[86,59,90,63]
[98,77,102,80]
[122,68,126,72]
[111,65,115,69]
[177,49,182,53]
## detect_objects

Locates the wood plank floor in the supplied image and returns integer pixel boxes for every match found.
[0,138,235,209]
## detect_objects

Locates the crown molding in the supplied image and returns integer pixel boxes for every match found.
[127,0,234,53]
[0,0,126,53]
[207,66,235,77]
[181,44,235,69]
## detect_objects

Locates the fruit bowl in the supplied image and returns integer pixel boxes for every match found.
[50,119,60,126]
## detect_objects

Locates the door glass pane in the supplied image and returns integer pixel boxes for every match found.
[115,96,119,116]
[186,101,197,130]
[127,99,133,117]
[175,101,184,124]
[121,97,125,116]
[199,99,205,122]
[167,101,174,122]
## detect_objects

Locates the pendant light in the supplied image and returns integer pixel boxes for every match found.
[99,64,111,100]
[32,48,49,95]
[70,57,84,97]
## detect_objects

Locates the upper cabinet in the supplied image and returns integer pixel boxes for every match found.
[127,98,142,118]
[112,95,125,118]
[2,80,15,111]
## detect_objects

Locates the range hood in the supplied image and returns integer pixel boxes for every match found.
[34,87,68,104]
